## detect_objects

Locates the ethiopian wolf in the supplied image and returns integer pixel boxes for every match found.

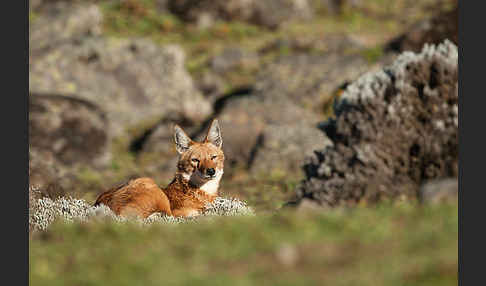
[94,119,225,218]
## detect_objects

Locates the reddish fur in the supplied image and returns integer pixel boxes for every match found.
[94,178,172,218]
[164,174,218,217]
[93,120,224,218]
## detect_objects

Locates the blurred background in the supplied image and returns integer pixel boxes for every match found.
[29,0,458,285]
[29,0,457,211]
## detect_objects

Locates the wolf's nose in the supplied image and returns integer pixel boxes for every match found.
[207,168,215,176]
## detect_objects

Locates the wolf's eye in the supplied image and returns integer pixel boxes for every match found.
[211,155,217,160]
[191,158,200,164]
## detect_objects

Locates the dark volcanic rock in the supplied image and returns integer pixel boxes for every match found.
[386,5,458,53]
[29,93,110,198]
[29,94,111,170]
[295,40,458,207]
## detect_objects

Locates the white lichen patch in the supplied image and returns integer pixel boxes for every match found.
[338,40,458,108]
[29,195,255,232]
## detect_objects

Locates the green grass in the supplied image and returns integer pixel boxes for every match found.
[100,0,182,35]
[220,170,302,213]
[30,201,458,286]
[362,45,385,64]
[29,11,38,23]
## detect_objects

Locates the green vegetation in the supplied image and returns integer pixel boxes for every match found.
[30,201,458,286]
[72,136,140,202]
[29,11,38,23]
[362,45,385,64]
[220,170,301,213]
[101,0,182,35]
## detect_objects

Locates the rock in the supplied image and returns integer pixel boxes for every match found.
[214,71,334,174]
[29,150,67,200]
[195,72,226,101]
[252,118,331,174]
[30,3,103,55]
[318,0,362,15]
[30,37,213,138]
[30,0,104,12]
[419,178,458,204]
[206,52,372,174]
[140,91,329,176]
[295,40,458,207]
[216,95,268,170]
[30,3,212,140]
[29,0,43,11]
[227,52,372,173]
[251,0,313,30]
[142,49,374,175]
[259,34,365,55]
[134,121,198,177]
[168,0,313,29]
[210,47,259,74]
[155,0,169,13]
[254,53,370,112]
[386,5,458,53]
[29,94,111,171]
[193,47,260,104]
[141,89,264,173]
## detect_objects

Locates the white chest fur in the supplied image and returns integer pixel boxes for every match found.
[199,171,223,195]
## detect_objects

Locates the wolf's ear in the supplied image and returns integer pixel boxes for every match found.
[174,125,192,154]
[205,119,222,149]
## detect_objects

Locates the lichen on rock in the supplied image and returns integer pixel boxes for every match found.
[295,40,458,207]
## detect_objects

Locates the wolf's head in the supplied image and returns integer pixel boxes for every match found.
[174,119,224,194]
